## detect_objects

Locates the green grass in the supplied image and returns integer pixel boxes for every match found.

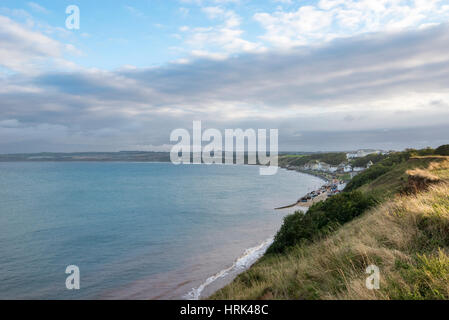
[210,148,449,300]
[279,152,348,167]
[211,182,449,300]
[267,191,376,254]
[357,157,444,200]
[389,250,449,300]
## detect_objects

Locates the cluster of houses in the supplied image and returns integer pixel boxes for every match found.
[300,160,373,174]
[303,150,386,174]
[286,150,385,175]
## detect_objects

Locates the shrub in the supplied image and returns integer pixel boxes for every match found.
[344,165,391,191]
[351,153,387,168]
[435,145,449,156]
[267,191,376,254]
[345,150,420,192]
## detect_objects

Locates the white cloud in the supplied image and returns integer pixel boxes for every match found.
[27,2,49,14]
[255,0,449,48]
[0,15,80,74]
[181,7,263,58]
[255,5,334,47]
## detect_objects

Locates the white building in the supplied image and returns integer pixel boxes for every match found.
[327,166,339,173]
[347,150,382,159]
[346,152,358,159]
[303,161,339,173]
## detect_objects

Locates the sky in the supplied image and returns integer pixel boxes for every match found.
[1,0,449,153]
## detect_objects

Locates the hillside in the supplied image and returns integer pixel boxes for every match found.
[279,152,348,167]
[210,147,449,300]
[0,151,172,162]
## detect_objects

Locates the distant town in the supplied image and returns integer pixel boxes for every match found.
[279,149,390,182]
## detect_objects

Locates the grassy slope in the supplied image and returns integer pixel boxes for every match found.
[279,152,348,167]
[357,156,444,200]
[211,156,449,300]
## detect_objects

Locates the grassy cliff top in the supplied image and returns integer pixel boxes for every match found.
[211,149,449,300]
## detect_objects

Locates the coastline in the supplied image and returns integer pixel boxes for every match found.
[1,159,326,300]
[191,166,328,300]
[185,237,275,300]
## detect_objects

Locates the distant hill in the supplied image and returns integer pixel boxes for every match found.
[279,152,348,167]
[0,152,171,162]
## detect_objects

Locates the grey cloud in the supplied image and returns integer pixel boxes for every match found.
[1,24,449,152]
[28,23,449,109]
[278,124,449,152]
[115,24,449,107]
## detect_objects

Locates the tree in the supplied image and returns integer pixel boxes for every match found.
[435,145,449,156]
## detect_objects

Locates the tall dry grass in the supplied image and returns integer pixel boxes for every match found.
[211,161,449,300]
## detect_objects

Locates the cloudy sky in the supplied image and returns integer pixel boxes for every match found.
[1,0,449,153]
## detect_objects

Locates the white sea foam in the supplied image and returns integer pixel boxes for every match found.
[185,237,274,300]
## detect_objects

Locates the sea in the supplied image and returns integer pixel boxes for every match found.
[0,162,323,299]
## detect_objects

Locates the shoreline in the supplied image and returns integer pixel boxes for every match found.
[274,165,333,210]
[192,166,328,300]
[186,237,275,300]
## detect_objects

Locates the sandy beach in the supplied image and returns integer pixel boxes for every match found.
[274,191,328,210]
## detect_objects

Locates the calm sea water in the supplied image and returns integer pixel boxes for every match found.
[0,162,323,300]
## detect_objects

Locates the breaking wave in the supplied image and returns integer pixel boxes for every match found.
[185,237,274,300]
